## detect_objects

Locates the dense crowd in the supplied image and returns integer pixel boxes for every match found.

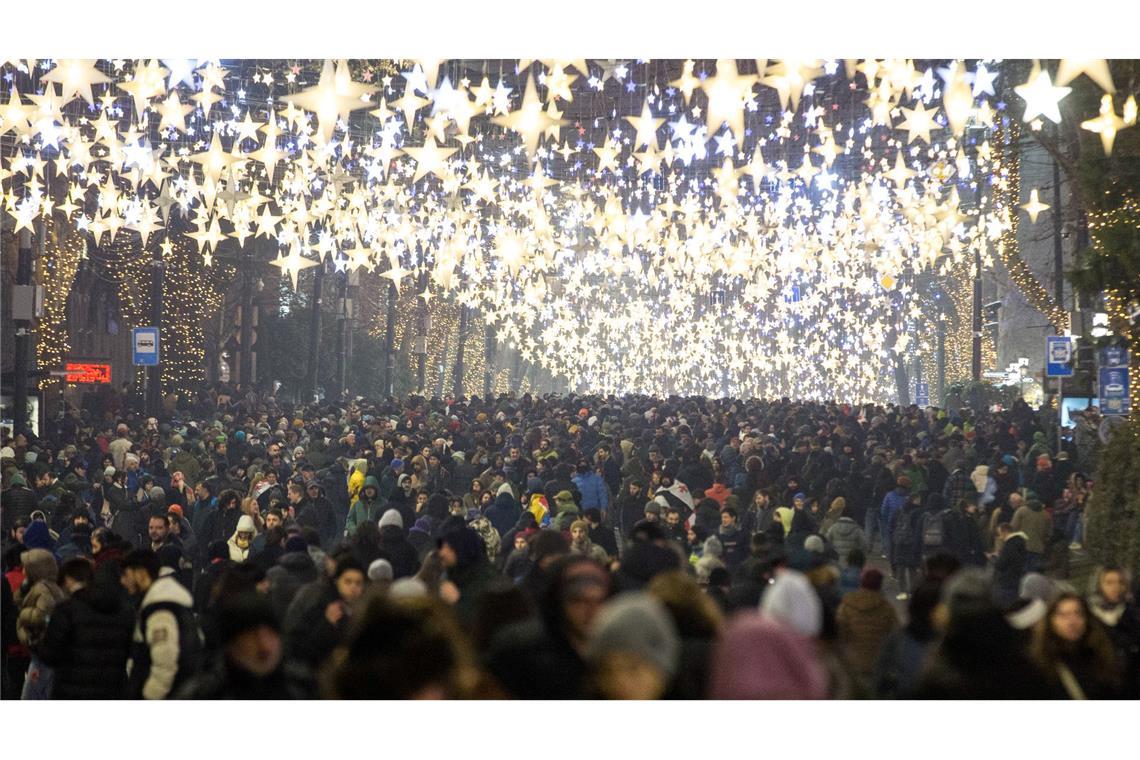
[1,386,1136,699]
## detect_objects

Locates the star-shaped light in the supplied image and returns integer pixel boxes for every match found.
[40,60,112,106]
[701,59,756,144]
[402,137,458,184]
[1014,68,1071,124]
[271,240,320,290]
[1055,59,1114,93]
[156,92,193,133]
[284,59,376,141]
[624,99,666,150]
[1080,94,1129,156]
[492,74,556,159]
[1021,188,1051,223]
[896,101,938,144]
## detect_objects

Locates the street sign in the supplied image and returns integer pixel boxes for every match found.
[55,362,112,384]
[1097,345,1130,418]
[915,382,930,406]
[132,327,159,366]
[1045,336,1073,377]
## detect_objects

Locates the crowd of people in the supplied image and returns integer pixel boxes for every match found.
[1,386,1136,699]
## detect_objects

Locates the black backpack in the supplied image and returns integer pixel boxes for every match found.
[923,509,952,548]
[892,509,917,553]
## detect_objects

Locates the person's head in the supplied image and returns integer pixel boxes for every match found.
[664,508,681,528]
[287,482,305,505]
[120,549,160,595]
[1008,491,1023,510]
[264,508,284,532]
[570,520,590,544]
[60,556,95,594]
[751,490,769,508]
[586,592,680,700]
[218,593,283,678]
[583,507,603,528]
[147,514,169,545]
[720,506,738,528]
[513,532,529,552]
[218,488,239,510]
[628,480,643,496]
[643,501,661,523]
[333,555,366,605]
[552,556,613,647]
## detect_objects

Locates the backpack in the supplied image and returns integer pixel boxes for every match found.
[923,509,952,548]
[892,509,917,552]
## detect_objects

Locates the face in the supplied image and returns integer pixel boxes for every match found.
[336,570,365,603]
[90,531,102,554]
[643,510,658,523]
[227,625,282,677]
[148,517,168,544]
[595,652,667,701]
[720,511,735,529]
[1099,571,1127,605]
[265,513,282,531]
[1050,599,1087,643]
[509,448,520,460]
[561,568,609,640]
[665,512,680,528]
[438,543,458,567]
[288,487,304,505]
[120,567,146,595]
[195,484,208,501]
[687,528,697,544]
[514,535,528,551]
[571,525,588,542]
[416,492,429,509]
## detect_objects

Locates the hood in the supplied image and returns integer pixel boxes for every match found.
[709,613,828,699]
[350,458,369,475]
[23,520,56,551]
[142,573,193,610]
[496,482,515,497]
[760,570,822,638]
[840,588,892,614]
[362,475,380,495]
[21,548,59,584]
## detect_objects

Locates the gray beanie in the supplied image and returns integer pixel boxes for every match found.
[367,558,393,582]
[378,509,404,530]
[643,500,661,516]
[586,592,681,679]
[803,535,825,554]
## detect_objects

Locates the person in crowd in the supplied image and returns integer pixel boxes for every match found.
[835,568,898,685]
[1086,565,1140,697]
[1031,592,1122,699]
[16,548,65,698]
[120,549,202,699]
[584,592,680,699]
[283,553,365,670]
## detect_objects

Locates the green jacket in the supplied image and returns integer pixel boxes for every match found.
[344,475,383,536]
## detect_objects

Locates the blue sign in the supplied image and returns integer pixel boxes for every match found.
[915,382,930,406]
[1100,346,1129,369]
[1045,336,1073,377]
[132,327,159,366]
[1099,366,1130,417]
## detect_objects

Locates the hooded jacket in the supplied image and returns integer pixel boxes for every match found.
[228,515,258,562]
[38,581,136,698]
[377,524,420,579]
[551,491,581,532]
[484,491,521,537]
[128,569,202,699]
[1010,502,1051,554]
[344,475,383,536]
[17,549,66,649]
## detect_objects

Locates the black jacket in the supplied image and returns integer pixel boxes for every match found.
[377,525,420,579]
[994,533,1028,597]
[38,584,136,699]
[266,551,318,622]
[175,656,315,699]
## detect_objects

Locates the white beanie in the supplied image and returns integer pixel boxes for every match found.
[761,570,822,638]
[803,535,826,554]
[0,446,14,459]
[378,509,404,530]
[389,577,428,599]
[367,559,393,582]
[236,515,256,533]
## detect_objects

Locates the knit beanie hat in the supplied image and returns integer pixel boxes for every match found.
[643,500,661,516]
[378,509,404,530]
[803,535,826,554]
[585,593,681,679]
[760,570,823,638]
[367,558,394,582]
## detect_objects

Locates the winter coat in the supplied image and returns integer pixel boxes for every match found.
[836,588,899,677]
[572,471,609,511]
[485,492,521,537]
[826,517,868,568]
[175,658,315,700]
[1011,503,1051,554]
[127,570,202,699]
[377,525,420,579]
[38,584,135,699]
[17,549,66,650]
[344,476,383,536]
[266,551,318,622]
[994,532,1029,602]
[717,525,748,570]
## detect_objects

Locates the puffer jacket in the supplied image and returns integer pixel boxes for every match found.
[38,583,135,698]
[836,588,899,677]
[17,549,66,649]
[826,517,868,567]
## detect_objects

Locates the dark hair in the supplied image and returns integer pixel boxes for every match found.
[721,506,738,520]
[217,488,239,507]
[266,507,285,522]
[333,553,366,580]
[583,507,603,524]
[847,548,866,568]
[59,556,95,587]
[121,548,160,579]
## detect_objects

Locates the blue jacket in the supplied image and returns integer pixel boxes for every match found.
[572,471,609,511]
[880,488,909,537]
[484,493,521,537]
